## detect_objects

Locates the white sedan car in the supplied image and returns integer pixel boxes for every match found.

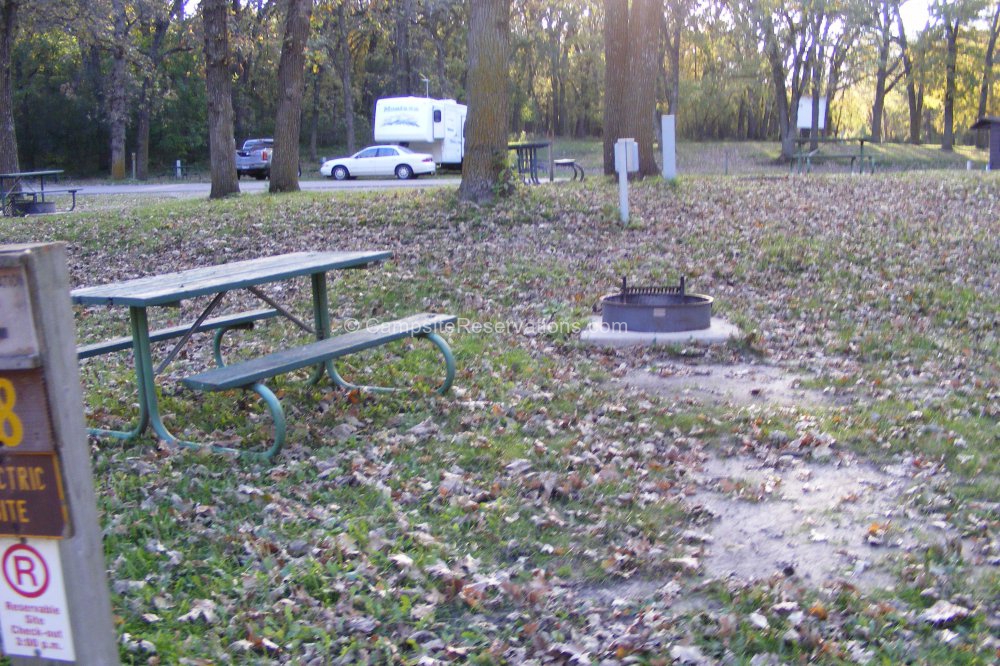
[320,145,436,180]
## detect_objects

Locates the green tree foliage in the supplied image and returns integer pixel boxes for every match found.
[5,0,999,176]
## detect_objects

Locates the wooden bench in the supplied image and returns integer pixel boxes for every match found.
[553,158,585,181]
[77,308,279,361]
[182,312,457,461]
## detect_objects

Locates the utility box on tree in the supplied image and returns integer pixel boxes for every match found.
[971,116,1000,170]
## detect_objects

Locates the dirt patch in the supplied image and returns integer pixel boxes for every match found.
[684,454,962,589]
[619,362,986,591]
[621,362,829,407]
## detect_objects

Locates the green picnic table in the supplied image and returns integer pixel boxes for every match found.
[791,137,875,174]
[0,169,80,215]
[72,250,456,461]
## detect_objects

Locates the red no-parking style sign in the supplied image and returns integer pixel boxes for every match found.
[0,538,75,660]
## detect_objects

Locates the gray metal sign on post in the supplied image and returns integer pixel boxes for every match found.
[0,244,119,665]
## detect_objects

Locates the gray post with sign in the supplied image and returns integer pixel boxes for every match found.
[0,244,119,664]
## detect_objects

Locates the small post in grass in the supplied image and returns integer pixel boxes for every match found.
[661,115,677,180]
[615,138,639,224]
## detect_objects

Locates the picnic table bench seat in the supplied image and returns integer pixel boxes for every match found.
[77,308,279,360]
[553,158,585,181]
[182,312,457,461]
[9,187,82,214]
[792,150,875,174]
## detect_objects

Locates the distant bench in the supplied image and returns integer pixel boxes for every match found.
[792,136,875,175]
[0,169,79,216]
[553,158,585,181]
[792,151,874,174]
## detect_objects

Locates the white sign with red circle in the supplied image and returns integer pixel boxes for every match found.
[0,538,75,661]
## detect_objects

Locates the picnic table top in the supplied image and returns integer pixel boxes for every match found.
[0,169,64,179]
[508,141,551,150]
[795,136,870,145]
[71,250,392,307]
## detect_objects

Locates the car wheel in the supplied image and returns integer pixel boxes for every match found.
[332,166,349,181]
[395,164,413,180]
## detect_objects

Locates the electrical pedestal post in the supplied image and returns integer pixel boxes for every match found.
[661,115,677,180]
[614,138,639,224]
[0,243,119,665]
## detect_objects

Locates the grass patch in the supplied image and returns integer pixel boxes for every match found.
[5,161,997,663]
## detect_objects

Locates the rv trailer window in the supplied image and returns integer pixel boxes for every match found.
[433,110,442,122]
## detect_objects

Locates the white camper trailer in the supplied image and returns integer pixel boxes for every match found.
[373,97,467,166]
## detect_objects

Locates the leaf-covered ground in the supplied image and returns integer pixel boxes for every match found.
[2,172,998,664]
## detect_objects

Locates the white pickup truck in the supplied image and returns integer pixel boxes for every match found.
[235,138,273,179]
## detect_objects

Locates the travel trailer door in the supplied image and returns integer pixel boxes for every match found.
[442,105,465,164]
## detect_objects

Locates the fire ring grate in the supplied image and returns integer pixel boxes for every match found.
[601,276,713,333]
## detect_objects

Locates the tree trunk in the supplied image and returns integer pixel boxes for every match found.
[458,0,510,204]
[602,0,628,174]
[134,0,179,181]
[108,0,128,180]
[136,78,151,180]
[397,0,413,94]
[871,5,892,144]
[270,0,312,193]
[433,36,448,97]
[977,3,1000,123]
[626,0,660,177]
[666,2,681,115]
[0,0,19,175]
[763,14,795,159]
[895,7,921,143]
[203,0,239,198]
[309,67,320,162]
[942,18,959,151]
[808,20,825,150]
[338,2,355,153]
[825,60,838,139]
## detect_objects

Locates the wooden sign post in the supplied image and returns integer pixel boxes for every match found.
[0,244,118,664]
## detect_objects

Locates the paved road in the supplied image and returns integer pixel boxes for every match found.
[74,175,460,198]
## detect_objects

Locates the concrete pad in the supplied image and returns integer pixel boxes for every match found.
[580,316,740,347]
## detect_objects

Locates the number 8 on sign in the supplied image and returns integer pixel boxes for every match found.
[0,378,23,448]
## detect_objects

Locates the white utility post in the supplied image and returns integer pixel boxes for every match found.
[0,243,119,665]
[614,138,639,224]
[661,115,677,180]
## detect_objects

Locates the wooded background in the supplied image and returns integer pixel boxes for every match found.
[2,0,998,177]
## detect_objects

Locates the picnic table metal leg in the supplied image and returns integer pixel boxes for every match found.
[309,271,335,385]
[85,307,153,441]
[86,307,281,460]
[326,330,456,395]
[130,306,182,446]
[245,382,286,462]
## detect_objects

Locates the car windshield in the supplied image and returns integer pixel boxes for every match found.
[244,140,273,149]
